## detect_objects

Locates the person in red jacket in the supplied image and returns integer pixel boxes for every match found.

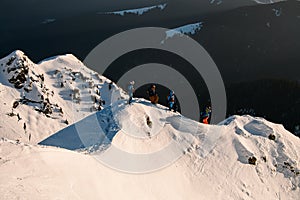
[201,105,212,124]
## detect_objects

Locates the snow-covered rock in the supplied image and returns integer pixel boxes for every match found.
[0,50,126,144]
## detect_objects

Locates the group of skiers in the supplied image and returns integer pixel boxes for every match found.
[127,81,212,124]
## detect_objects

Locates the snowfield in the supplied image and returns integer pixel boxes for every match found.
[0,51,299,199]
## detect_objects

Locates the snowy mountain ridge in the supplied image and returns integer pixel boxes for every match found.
[0,50,299,199]
[0,50,126,144]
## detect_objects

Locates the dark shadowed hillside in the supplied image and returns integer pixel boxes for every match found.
[226,79,300,136]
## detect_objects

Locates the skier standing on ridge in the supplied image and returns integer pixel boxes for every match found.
[201,105,212,124]
[127,81,135,104]
[167,90,177,112]
[147,84,159,104]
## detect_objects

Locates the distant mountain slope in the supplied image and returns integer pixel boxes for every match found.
[0,50,126,144]
[0,0,288,62]
[0,0,283,31]
[195,0,300,83]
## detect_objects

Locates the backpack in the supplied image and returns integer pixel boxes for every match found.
[168,94,175,103]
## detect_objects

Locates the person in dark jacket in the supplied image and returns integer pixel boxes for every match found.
[167,90,177,112]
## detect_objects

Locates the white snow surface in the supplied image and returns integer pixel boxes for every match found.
[101,3,167,16]
[0,51,300,199]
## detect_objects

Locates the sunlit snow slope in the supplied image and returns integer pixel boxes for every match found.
[0,51,299,200]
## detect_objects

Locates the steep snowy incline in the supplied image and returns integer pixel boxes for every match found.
[0,50,126,144]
